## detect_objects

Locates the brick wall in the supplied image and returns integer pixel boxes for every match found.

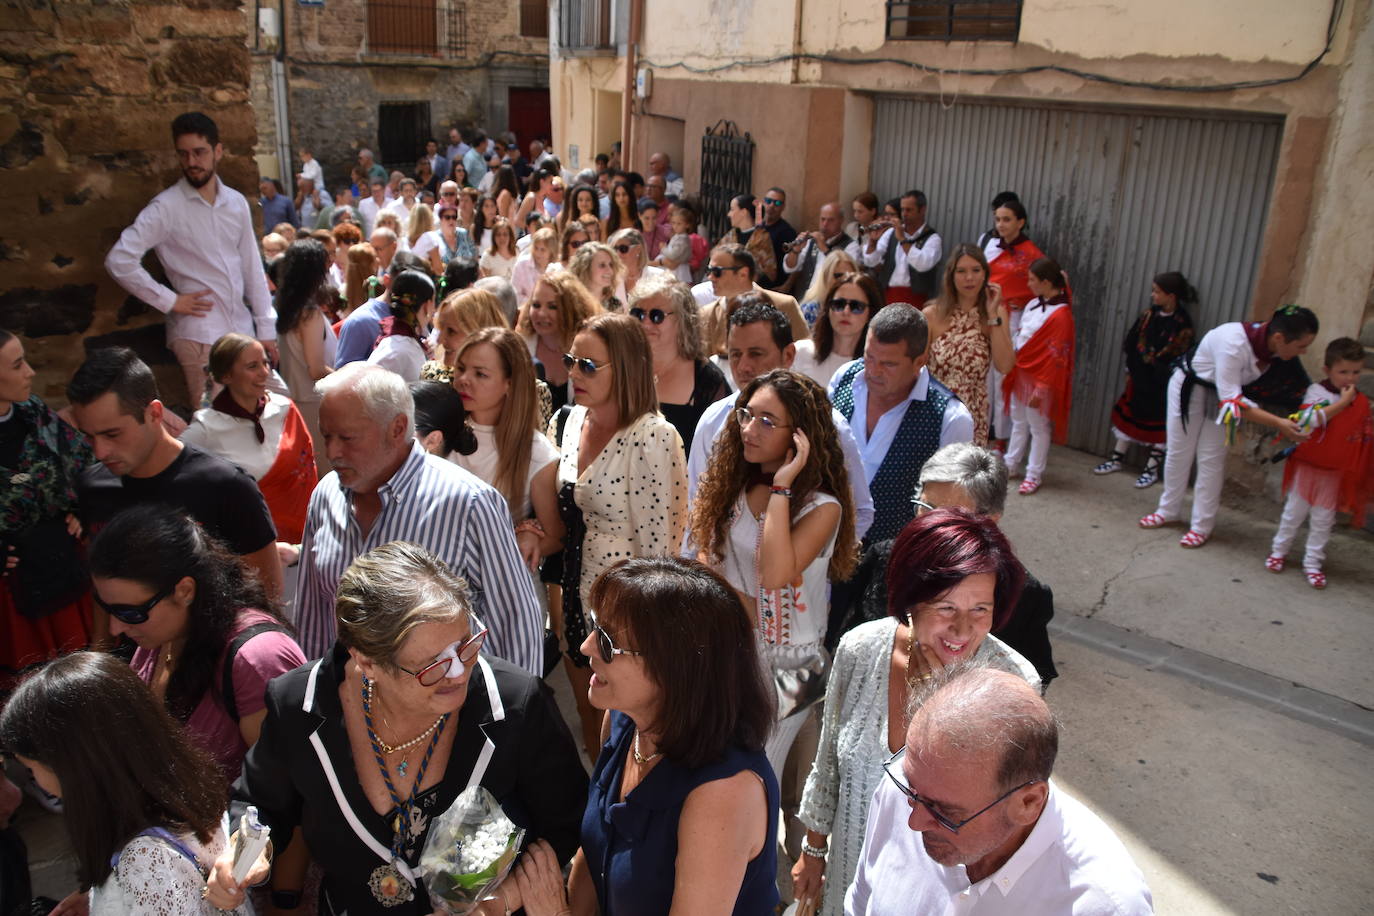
[0,0,260,408]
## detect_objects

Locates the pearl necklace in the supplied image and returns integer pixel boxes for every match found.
[632,730,661,765]
[364,678,448,756]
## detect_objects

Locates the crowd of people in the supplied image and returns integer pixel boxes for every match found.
[1,109,1370,915]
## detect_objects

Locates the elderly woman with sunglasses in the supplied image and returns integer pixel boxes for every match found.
[413,202,476,275]
[549,312,688,759]
[629,273,728,453]
[509,557,781,916]
[791,509,1038,916]
[206,541,587,915]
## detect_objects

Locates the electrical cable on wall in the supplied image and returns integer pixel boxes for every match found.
[639,0,1343,95]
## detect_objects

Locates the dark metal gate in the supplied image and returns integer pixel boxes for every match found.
[699,120,754,245]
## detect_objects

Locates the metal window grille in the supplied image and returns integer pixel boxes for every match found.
[886,0,1022,41]
[699,120,754,245]
[521,0,549,38]
[367,0,466,55]
[560,0,614,51]
[378,101,432,171]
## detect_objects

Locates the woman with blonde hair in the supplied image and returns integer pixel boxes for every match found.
[511,225,557,304]
[421,286,509,380]
[480,216,519,281]
[549,312,688,756]
[799,248,858,327]
[343,242,379,315]
[404,202,435,250]
[607,227,666,300]
[567,241,624,311]
[374,210,408,251]
[452,328,565,573]
[517,270,602,411]
[627,272,727,452]
[691,368,858,780]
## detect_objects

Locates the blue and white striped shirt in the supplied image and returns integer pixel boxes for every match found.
[293,442,543,673]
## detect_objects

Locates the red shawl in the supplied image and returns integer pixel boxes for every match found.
[987,236,1046,308]
[257,401,318,544]
[1003,305,1075,444]
[1283,392,1373,525]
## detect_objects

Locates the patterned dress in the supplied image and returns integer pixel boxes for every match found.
[927,306,992,445]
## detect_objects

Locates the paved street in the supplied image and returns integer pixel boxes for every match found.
[9,446,1373,913]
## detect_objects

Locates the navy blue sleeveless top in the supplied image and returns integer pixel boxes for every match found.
[581,712,780,915]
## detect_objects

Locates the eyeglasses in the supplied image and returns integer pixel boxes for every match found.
[882,748,1040,833]
[396,619,489,687]
[440,192,458,198]
[568,239,587,250]
[93,584,174,625]
[763,198,785,207]
[441,214,458,221]
[590,613,642,664]
[911,491,936,514]
[563,353,612,376]
[735,406,790,432]
[706,265,742,278]
[830,297,870,315]
[614,244,635,255]
[630,307,673,325]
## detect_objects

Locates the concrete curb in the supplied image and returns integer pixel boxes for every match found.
[1050,614,1374,748]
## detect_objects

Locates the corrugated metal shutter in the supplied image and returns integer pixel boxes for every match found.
[869,97,1283,452]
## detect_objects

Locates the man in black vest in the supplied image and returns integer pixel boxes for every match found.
[862,189,943,307]
[781,201,853,299]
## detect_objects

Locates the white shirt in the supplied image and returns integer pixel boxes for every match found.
[298,158,323,189]
[1014,298,1068,350]
[846,779,1153,916]
[686,393,874,541]
[793,339,851,390]
[385,197,418,221]
[831,364,975,482]
[105,178,276,346]
[1188,322,1265,409]
[784,235,849,296]
[298,187,333,227]
[180,391,293,481]
[358,196,387,236]
[861,224,943,287]
[450,424,560,522]
[367,335,426,380]
[690,279,716,305]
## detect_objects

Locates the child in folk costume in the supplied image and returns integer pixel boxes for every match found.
[983,198,1048,443]
[1140,305,1319,548]
[1266,337,1372,588]
[1095,271,1197,487]
[1002,258,1074,495]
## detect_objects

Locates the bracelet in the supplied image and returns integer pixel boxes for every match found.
[514,519,545,537]
[769,485,793,498]
[497,887,513,916]
[801,840,828,859]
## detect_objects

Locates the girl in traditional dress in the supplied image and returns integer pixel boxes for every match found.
[983,199,1049,443]
[1096,271,1196,486]
[1003,258,1074,495]
[367,271,437,382]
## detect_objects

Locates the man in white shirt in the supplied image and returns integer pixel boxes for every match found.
[862,189,943,307]
[782,201,853,299]
[687,297,874,540]
[384,177,419,221]
[846,666,1153,915]
[105,111,277,405]
[358,178,387,236]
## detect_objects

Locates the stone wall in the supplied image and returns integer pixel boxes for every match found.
[0,0,259,409]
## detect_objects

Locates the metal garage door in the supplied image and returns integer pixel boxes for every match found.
[869,97,1284,452]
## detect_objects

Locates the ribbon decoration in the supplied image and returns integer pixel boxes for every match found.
[1215,396,1248,446]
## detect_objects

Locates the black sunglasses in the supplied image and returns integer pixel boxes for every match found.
[568,239,587,250]
[706,265,742,278]
[93,584,174,625]
[830,297,869,315]
[589,614,642,664]
[614,244,635,255]
[882,748,1039,833]
[563,353,611,376]
[629,307,673,325]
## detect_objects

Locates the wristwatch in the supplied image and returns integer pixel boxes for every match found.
[989,317,1003,326]
[270,889,303,910]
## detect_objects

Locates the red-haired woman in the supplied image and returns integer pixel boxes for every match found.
[792,509,1039,916]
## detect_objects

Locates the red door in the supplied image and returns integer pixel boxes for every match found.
[508,88,552,154]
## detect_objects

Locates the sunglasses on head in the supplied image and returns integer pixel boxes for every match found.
[563,353,611,376]
[93,584,174,625]
[706,265,741,278]
[830,297,869,315]
[630,307,672,324]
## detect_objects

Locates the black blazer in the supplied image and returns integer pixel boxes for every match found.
[232,644,588,915]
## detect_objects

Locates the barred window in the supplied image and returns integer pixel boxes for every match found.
[886,0,1022,41]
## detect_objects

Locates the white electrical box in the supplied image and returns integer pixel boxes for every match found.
[258,8,279,38]
[636,67,652,99]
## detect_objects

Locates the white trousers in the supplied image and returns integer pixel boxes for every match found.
[1154,370,1229,535]
[987,309,1023,439]
[1271,491,1335,571]
[764,708,810,787]
[1006,393,1053,478]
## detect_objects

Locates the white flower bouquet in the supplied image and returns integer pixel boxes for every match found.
[418,785,525,915]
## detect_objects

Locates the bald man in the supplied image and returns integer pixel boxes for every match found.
[782,201,854,300]
[846,666,1152,915]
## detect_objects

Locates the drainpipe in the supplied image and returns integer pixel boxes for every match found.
[621,0,642,171]
[272,0,292,187]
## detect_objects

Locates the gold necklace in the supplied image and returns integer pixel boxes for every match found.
[632,730,662,765]
[904,615,931,689]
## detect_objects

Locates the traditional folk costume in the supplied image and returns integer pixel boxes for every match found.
[1144,321,1278,546]
[181,390,318,544]
[1099,302,1195,485]
[862,224,943,306]
[1003,294,1074,493]
[984,233,1048,439]
[1268,383,1373,587]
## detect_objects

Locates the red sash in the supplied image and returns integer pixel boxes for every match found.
[257,402,318,543]
[987,238,1046,308]
[1283,393,1373,524]
[1003,306,1075,443]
